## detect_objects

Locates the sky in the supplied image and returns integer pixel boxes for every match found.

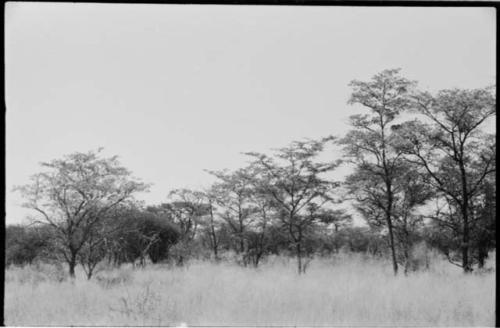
[5,3,496,225]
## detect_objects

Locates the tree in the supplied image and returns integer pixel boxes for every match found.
[103,206,180,267]
[394,87,496,272]
[140,211,181,264]
[207,167,257,261]
[208,166,280,267]
[339,68,416,275]
[244,175,277,267]
[200,188,223,261]
[245,137,339,274]
[160,189,210,265]
[14,150,149,278]
[163,189,208,241]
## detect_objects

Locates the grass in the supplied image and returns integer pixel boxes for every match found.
[4,253,496,326]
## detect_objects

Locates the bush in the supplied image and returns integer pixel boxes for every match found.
[6,225,55,266]
[5,262,67,285]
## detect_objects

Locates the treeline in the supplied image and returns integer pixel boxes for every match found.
[7,69,496,278]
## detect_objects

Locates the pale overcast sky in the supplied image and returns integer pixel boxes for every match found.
[5,3,496,224]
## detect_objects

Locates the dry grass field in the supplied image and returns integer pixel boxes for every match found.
[4,253,495,327]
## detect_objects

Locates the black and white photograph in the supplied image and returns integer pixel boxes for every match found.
[4,2,496,327]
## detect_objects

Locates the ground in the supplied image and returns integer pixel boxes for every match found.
[4,253,496,326]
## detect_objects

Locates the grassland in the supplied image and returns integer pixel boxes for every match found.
[4,253,495,327]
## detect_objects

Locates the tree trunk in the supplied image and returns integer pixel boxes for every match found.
[253,251,263,268]
[459,161,472,273]
[86,267,93,280]
[477,246,488,269]
[385,186,398,276]
[207,201,219,261]
[296,241,303,275]
[213,243,219,261]
[296,226,304,275]
[462,207,472,273]
[387,218,398,275]
[68,252,77,279]
[210,228,218,261]
[240,237,245,255]
[403,218,410,275]
[380,118,398,276]
[403,246,410,275]
[238,206,245,256]
[456,144,473,273]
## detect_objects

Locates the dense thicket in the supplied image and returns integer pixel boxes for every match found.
[9,69,495,276]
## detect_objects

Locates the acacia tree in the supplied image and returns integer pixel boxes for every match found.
[245,177,277,267]
[164,189,208,241]
[393,87,496,272]
[160,189,209,265]
[245,138,339,274]
[195,187,223,261]
[207,167,257,260]
[339,68,416,275]
[208,166,280,266]
[15,150,149,278]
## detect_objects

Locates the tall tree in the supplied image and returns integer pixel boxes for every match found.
[393,87,496,272]
[339,68,416,275]
[14,150,149,278]
[245,137,338,274]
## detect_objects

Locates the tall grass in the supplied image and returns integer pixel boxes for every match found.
[4,253,495,326]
